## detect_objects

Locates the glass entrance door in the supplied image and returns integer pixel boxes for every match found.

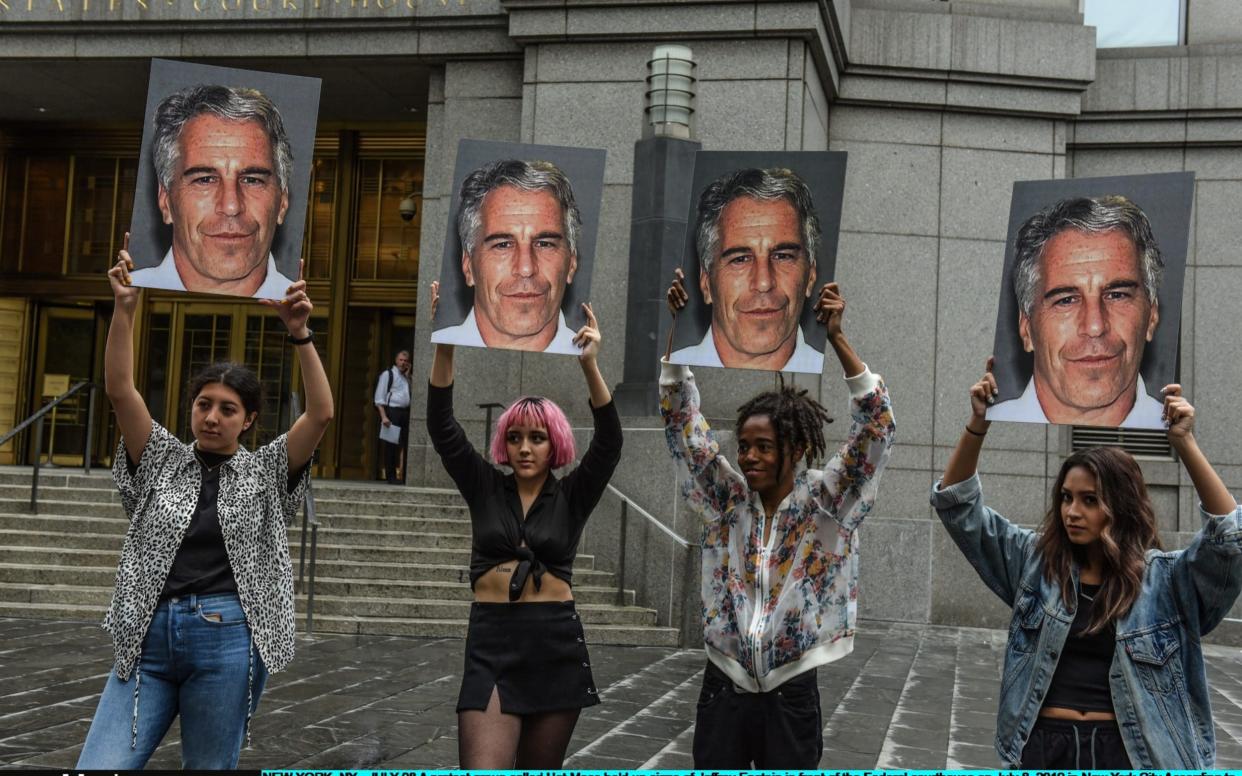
[30,305,99,465]
[143,300,329,473]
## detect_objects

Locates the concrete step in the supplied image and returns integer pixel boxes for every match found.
[0,509,471,537]
[0,559,616,588]
[0,582,112,606]
[301,513,471,533]
[0,577,634,609]
[0,600,105,622]
[307,486,465,507]
[0,529,122,550]
[0,585,656,629]
[0,497,472,522]
[0,512,128,533]
[0,470,115,489]
[0,498,125,519]
[311,498,468,519]
[286,544,597,567]
[0,541,597,569]
[287,528,472,549]
[0,563,118,586]
[307,577,634,605]
[0,484,121,503]
[298,595,658,626]
[295,613,680,647]
[0,546,125,566]
[300,559,616,586]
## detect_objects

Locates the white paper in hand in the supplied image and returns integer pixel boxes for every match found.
[379,423,401,444]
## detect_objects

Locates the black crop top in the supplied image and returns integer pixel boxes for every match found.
[426,382,623,600]
[1042,583,1116,713]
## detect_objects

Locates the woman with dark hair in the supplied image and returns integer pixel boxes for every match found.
[934,357,1242,770]
[426,282,622,769]
[77,237,333,769]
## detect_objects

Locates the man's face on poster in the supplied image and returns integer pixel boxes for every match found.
[699,196,816,360]
[1018,228,1159,419]
[158,114,289,287]
[461,185,578,345]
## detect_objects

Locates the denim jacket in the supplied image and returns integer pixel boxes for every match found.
[932,473,1242,769]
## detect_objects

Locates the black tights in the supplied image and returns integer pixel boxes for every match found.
[458,687,581,769]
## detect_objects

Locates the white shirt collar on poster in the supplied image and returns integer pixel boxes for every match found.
[127,248,297,300]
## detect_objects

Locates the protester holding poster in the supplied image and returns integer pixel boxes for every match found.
[426,281,622,768]
[77,244,333,769]
[933,359,1242,769]
[987,173,1192,429]
[431,139,606,356]
[661,274,895,769]
[126,59,321,299]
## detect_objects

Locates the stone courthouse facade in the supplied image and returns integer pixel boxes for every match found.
[3,0,1242,639]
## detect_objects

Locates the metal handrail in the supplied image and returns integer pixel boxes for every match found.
[290,392,321,635]
[605,483,692,608]
[0,381,98,513]
[606,483,691,548]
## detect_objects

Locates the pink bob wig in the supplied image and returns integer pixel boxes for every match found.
[489,396,576,469]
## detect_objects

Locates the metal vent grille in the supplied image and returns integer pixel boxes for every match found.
[1071,426,1172,459]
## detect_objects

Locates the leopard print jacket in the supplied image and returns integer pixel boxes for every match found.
[106,420,310,681]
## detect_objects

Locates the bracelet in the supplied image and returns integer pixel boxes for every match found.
[288,330,314,345]
[964,425,987,438]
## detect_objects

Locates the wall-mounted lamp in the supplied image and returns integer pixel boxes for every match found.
[645,44,696,139]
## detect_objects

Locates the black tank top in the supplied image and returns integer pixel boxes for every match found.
[1042,583,1115,713]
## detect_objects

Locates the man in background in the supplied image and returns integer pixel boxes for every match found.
[374,350,412,484]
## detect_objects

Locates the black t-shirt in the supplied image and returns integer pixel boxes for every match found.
[160,449,239,599]
[124,445,309,600]
[1042,583,1116,713]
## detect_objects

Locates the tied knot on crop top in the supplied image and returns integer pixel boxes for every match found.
[425,382,624,601]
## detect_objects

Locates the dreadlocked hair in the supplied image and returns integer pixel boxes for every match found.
[735,377,833,471]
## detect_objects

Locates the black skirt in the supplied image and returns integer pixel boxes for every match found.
[457,600,600,715]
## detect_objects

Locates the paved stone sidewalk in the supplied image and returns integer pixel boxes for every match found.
[2,617,1241,770]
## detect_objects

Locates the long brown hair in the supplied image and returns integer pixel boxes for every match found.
[1036,447,1162,633]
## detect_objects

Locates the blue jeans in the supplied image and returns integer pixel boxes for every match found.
[77,593,268,769]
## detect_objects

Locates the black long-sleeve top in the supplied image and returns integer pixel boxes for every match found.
[426,382,624,599]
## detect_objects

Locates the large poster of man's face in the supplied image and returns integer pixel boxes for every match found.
[431,139,606,355]
[127,59,321,300]
[664,151,846,374]
[988,172,1193,430]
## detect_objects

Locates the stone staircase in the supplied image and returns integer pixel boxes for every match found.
[0,467,680,647]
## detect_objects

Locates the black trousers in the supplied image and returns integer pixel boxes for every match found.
[1021,717,1131,770]
[383,405,409,483]
[692,660,823,769]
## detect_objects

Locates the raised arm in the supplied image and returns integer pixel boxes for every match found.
[1166,385,1236,515]
[941,357,997,488]
[660,270,744,517]
[259,264,333,472]
[931,358,1034,607]
[424,281,491,495]
[429,281,455,389]
[808,283,895,533]
[106,235,153,463]
[574,303,610,408]
[562,303,622,516]
[1165,385,1242,633]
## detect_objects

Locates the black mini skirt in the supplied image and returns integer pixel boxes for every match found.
[457,600,601,715]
